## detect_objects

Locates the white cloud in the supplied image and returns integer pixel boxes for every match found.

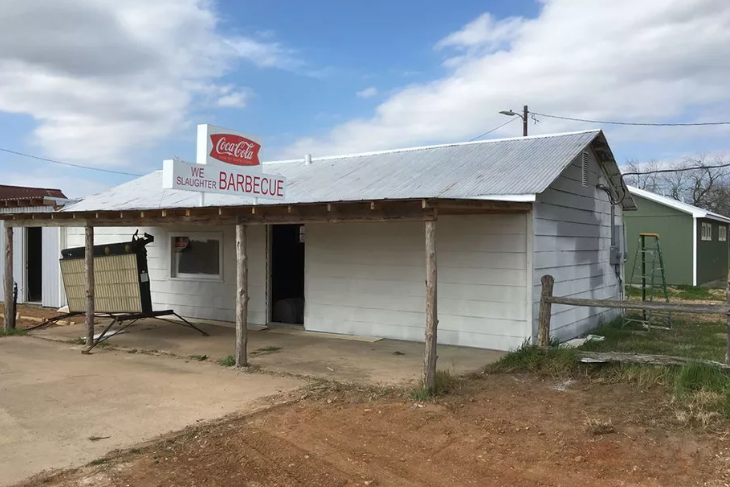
[0,0,298,166]
[356,87,378,99]
[216,92,248,108]
[228,38,302,71]
[436,13,525,53]
[282,0,730,158]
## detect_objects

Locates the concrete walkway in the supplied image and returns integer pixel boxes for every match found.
[35,320,504,384]
[0,337,303,486]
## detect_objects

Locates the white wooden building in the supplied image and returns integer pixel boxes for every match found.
[0,185,68,308]
[3,130,635,351]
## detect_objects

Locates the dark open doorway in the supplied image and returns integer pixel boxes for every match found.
[26,227,42,302]
[270,224,305,325]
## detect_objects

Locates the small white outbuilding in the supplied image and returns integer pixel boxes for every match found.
[0,185,69,309]
[3,130,635,350]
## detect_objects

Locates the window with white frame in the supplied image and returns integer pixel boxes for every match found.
[701,222,713,241]
[170,233,223,280]
[720,226,727,242]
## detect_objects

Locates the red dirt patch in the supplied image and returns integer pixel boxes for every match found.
[17,374,730,487]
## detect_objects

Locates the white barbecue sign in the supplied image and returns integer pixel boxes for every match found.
[162,124,286,201]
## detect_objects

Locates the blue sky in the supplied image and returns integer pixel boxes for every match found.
[2,0,730,197]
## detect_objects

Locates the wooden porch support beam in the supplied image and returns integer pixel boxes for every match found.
[423,219,438,394]
[3,225,14,330]
[81,225,95,350]
[235,223,249,367]
[538,275,554,347]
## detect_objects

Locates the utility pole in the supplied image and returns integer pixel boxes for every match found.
[499,105,529,137]
[523,105,528,137]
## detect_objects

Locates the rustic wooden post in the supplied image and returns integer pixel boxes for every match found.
[3,225,15,330]
[84,225,95,348]
[538,274,554,347]
[235,223,249,367]
[423,220,438,393]
[726,273,730,365]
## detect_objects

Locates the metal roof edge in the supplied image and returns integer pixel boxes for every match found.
[467,194,536,202]
[627,186,730,223]
[264,129,602,165]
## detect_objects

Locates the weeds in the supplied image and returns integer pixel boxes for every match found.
[216,355,236,367]
[190,354,208,361]
[89,458,109,466]
[584,417,616,435]
[602,364,677,388]
[0,328,27,337]
[580,317,726,362]
[410,369,460,400]
[488,342,578,375]
[491,327,730,427]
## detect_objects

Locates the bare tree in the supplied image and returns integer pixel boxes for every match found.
[622,155,730,216]
[624,159,661,191]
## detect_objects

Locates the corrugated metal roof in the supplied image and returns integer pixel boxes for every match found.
[0,184,66,201]
[628,186,730,223]
[66,130,626,212]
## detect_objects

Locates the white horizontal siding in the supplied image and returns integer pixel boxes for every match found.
[66,225,266,324]
[0,206,63,308]
[304,215,530,350]
[532,149,622,341]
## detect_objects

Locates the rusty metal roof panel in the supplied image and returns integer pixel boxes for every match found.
[65,130,619,212]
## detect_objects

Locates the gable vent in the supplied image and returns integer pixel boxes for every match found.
[581,151,589,187]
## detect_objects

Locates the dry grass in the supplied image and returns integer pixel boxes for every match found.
[584,417,616,435]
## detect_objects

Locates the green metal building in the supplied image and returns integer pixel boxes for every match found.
[625,186,730,286]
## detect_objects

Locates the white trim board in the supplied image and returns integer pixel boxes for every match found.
[692,217,698,286]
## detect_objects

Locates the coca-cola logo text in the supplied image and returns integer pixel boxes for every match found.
[209,134,261,166]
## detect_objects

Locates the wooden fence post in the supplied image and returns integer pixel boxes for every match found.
[235,223,249,367]
[84,225,95,348]
[423,220,438,393]
[726,273,730,365]
[538,274,554,347]
[4,225,14,330]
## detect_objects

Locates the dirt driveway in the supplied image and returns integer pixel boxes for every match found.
[16,373,730,487]
[0,337,303,486]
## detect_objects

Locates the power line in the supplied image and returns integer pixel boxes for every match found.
[0,147,142,177]
[531,111,730,127]
[469,117,518,141]
[622,162,730,177]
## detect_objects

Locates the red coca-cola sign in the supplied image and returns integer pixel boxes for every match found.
[209,134,261,166]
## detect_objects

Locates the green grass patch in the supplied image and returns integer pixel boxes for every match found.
[626,284,718,301]
[673,363,730,420]
[488,342,578,375]
[410,369,459,400]
[579,316,726,362]
[89,458,110,466]
[673,285,716,301]
[216,355,236,367]
[625,286,643,298]
[0,328,27,337]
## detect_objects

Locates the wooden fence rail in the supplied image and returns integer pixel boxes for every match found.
[538,274,730,365]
